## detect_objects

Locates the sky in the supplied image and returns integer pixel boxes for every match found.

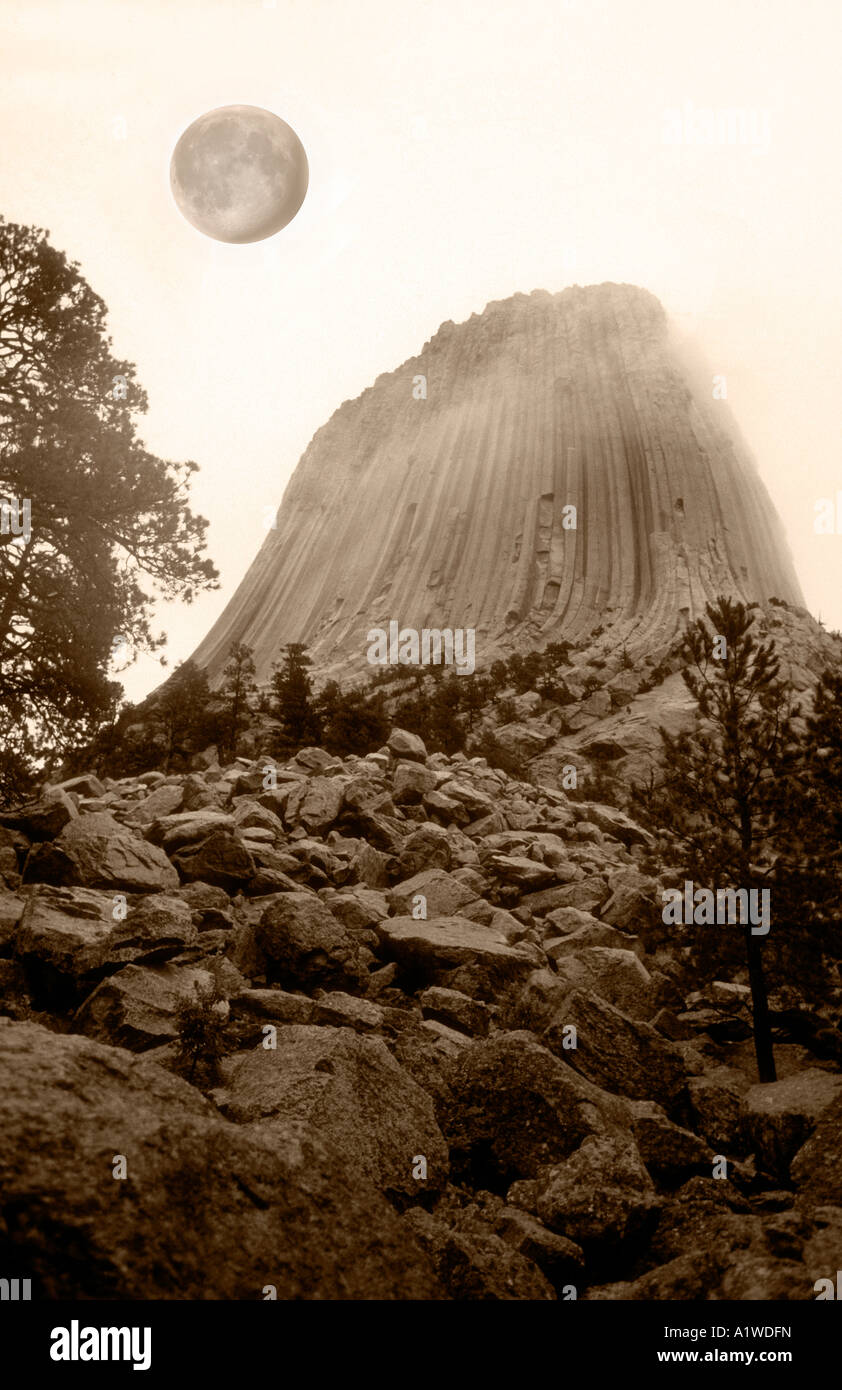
[2,0,841,702]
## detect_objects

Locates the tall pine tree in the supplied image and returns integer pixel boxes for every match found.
[271,644,322,752]
[637,597,803,1083]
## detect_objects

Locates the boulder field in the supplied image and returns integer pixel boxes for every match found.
[0,730,839,1299]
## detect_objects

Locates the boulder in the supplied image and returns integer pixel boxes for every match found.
[543,990,686,1110]
[169,828,256,893]
[387,729,427,762]
[376,915,537,991]
[520,877,609,916]
[256,891,368,992]
[549,946,657,1020]
[600,875,659,933]
[577,803,654,849]
[284,776,347,835]
[437,780,497,819]
[403,1203,555,1299]
[397,823,453,876]
[124,782,185,824]
[789,1093,842,1205]
[520,1132,659,1254]
[443,1030,629,1186]
[392,762,437,803]
[177,880,235,930]
[687,1068,750,1152]
[53,774,106,800]
[229,988,314,1027]
[388,867,478,919]
[0,891,25,949]
[73,961,231,1050]
[311,991,386,1032]
[742,1070,842,1179]
[487,854,558,889]
[14,885,125,1004]
[544,906,603,934]
[0,788,79,841]
[420,986,490,1037]
[25,813,179,894]
[111,893,198,953]
[544,923,642,960]
[628,1100,712,1181]
[222,1024,448,1200]
[0,1020,439,1298]
[148,811,233,849]
[646,1176,756,1269]
[494,1206,585,1284]
[321,886,388,938]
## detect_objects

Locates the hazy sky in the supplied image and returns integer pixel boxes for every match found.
[3,0,841,701]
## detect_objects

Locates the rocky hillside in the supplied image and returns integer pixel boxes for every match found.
[190,283,803,687]
[1,728,839,1300]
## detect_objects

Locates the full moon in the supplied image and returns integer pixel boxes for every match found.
[170,105,309,244]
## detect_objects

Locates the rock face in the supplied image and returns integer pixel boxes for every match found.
[190,283,803,685]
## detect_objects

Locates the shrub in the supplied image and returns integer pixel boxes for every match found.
[174,959,229,1086]
[495,697,518,725]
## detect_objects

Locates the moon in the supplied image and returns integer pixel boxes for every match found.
[170,105,309,244]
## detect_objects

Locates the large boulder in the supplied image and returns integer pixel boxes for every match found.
[284,776,347,835]
[442,1031,629,1187]
[576,803,654,850]
[0,1020,439,1298]
[13,885,126,1005]
[392,762,437,804]
[548,947,657,1020]
[487,855,559,890]
[494,1205,585,1285]
[376,915,538,994]
[544,923,642,960]
[516,1132,660,1256]
[543,989,687,1111]
[520,877,609,916]
[24,813,179,894]
[256,891,368,992]
[687,1067,750,1151]
[222,1024,448,1201]
[53,774,106,800]
[420,986,491,1038]
[388,868,478,918]
[14,887,197,1004]
[628,1100,712,1182]
[397,824,453,876]
[152,811,235,849]
[790,1092,842,1207]
[0,788,78,840]
[73,961,230,1050]
[169,828,256,892]
[387,729,427,762]
[124,782,185,824]
[742,1070,842,1179]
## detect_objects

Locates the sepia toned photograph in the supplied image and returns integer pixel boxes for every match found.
[1,0,840,1363]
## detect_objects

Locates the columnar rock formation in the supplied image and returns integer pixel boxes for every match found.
[192,283,803,685]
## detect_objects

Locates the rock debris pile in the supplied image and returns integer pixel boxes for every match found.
[0,728,839,1299]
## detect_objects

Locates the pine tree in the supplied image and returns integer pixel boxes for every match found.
[461,675,491,731]
[637,597,804,1083]
[319,682,390,756]
[780,660,842,963]
[153,660,215,772]
[219,641,256,758]
[0,217,217,761]
[271,643,322,752]
[428,672,465,753]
